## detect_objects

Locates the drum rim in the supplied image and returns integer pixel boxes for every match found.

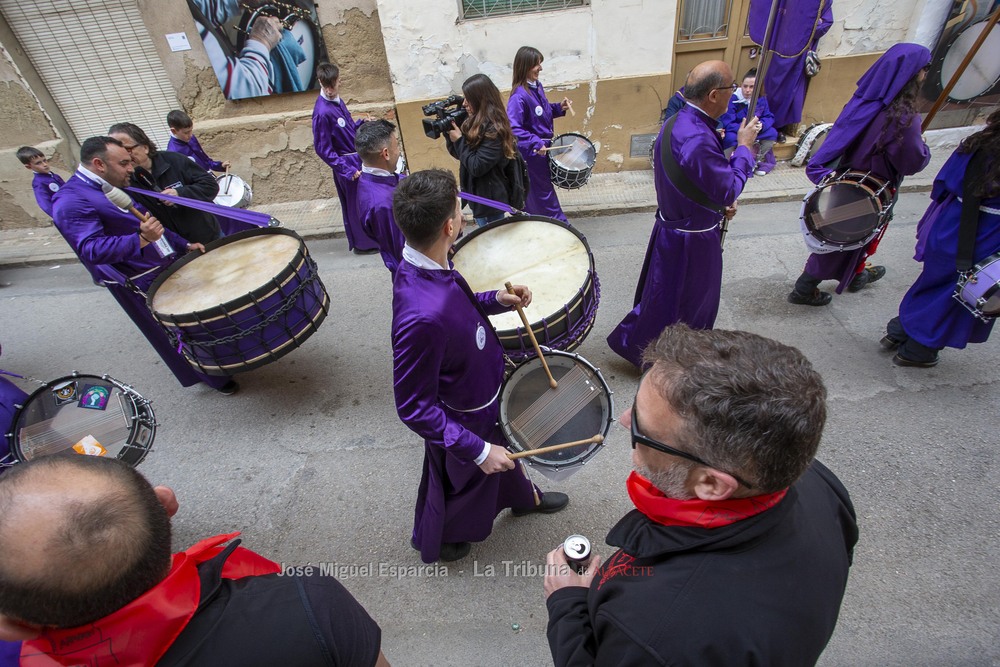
[959,251,1000,317]
[11,373,153,466]
[801,171,892,247]
[938,19,1000,102]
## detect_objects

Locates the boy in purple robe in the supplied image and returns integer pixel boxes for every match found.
[17,146,65,218]
[788,44,932,306]
[720,68,778,175]
[166,110,230,173]
[312,62,379,254]
[50,136,236,394]
[508,46,571,222]
[883,110,1000,367]
[607,61,760,369]
[355,119,404,275]
[391,169,568,563]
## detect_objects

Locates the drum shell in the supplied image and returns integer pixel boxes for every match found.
[147,228,330,375]
[800,171,894,252]
[548,133,597,190]
[215,174,253,209]
[957,252,1000,320]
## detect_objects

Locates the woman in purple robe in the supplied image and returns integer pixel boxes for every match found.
[883,110,1000,367]
[507,46,571,222]
[788,43,932,306]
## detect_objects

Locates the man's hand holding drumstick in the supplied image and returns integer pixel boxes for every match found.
[497,284,532,309]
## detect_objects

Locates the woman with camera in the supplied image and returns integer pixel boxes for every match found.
[446,74,519,227]
[507,46,571,223]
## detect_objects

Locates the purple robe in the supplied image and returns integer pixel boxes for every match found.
[357,171,404,274]
[167,133,225,172]
[749,0,833,128]
[312,95,378,251]
[507,82,568,222]
[0,374,29,468]
[607,105,755,367]
[392,259,537,563]
[897,150,1000,349]
[32,171,65,218]
[51,172,229,389]
[803,44,932,292]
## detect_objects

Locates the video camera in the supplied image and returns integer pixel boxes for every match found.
[422,95,468,139]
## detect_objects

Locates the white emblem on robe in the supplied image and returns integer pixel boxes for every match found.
[49,183,60,192]
[476,323,486,350]
[534,105,543,117]
[337,117,346,127]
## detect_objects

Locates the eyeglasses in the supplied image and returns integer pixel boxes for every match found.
[630,396,754,488]
[713,82,739,93]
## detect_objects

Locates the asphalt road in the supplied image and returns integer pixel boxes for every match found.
[0,193,997,666]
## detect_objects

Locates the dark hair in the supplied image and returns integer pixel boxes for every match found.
[107,122,158,157]
[684,67,728,102]
[0,456,172,627]
[743,67,758,80]
[642,325,827,493]
[511,46,543,91]
[166,109,193,130]
[355,119,397,163]
[392,169,458,248]
[876,69,924,154]
[958,108,1000,198]
[16,146,43,165]
[461,74,516,158]
[79,136,124,164]
[317,62,339,87]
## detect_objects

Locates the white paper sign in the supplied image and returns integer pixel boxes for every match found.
[166,33,191,52]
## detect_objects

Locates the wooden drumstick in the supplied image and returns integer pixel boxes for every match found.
[566,99,576,117]
[102,183,148,223]
[506,434,604,460]
[504,281,557,389]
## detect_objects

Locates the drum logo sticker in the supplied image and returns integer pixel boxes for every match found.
[476,323,486,350]
[79,385,110,411]
[337,117,346,127]
[534,105,543,117]
[72,435,108,457]
[52,381,77,405]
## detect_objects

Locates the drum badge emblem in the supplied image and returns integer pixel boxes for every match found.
[476,323,486,350]
[49,183,60,193]
[78,385,110,411]
[534,105,543,117]
[337,117,346,127]
[52,381,77,405]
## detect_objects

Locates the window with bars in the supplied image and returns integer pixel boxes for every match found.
[460,0,588,21]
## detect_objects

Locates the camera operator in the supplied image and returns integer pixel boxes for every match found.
[445,74,519,227]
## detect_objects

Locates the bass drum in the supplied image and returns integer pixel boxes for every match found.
[937,19,1000,102]
[800,170,895,253]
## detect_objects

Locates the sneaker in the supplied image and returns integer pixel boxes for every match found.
[352,247,379,255]
[892,353,938,368]
[848,265,886,293]
[787,289,832,306]
[512,491,569,516]
[217,380,239,395]
[879,335,903,351]
[754,170,767,176]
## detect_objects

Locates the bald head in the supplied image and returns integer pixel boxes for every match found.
[684,60,736,119]
[0,456,171,628]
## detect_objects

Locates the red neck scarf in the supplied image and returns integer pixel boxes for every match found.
[21,532,280,666]
[627,471,787,529]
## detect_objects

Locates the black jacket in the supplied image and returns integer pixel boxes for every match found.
[546,461,858,666]
[132,150,221,245]
[446,127,512,219]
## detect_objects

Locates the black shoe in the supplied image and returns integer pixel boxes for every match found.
[787,289,832,306]
[879,335,903,351]
[352,247,379,255]
[848,265,886,293]
[410,538,472,562]
[512,492,569,516]
[217,380,239,395]
[892,353,939,368]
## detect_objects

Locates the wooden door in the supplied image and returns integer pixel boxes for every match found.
[671,0,760,95]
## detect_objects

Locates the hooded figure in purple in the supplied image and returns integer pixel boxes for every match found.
[312,62,379,253]
[748,0,833,130]
[391,169,568,564]
[507,46,570,222]
[355,119,405,274]
[788,43,932,306]
[50,136,233,393]
[884,110,1000,368]
[607,61,759,368]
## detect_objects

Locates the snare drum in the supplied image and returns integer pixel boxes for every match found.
[548,133,597,190]
[499,350,613,482]
[955,252,1000,322]
[215,174,253,209]
[451,215,600,362]
[3,373,155,468]
[800,170,895,252]
[147,228,330,375]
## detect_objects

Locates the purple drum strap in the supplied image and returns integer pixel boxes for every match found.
[458,191,521,216]
[0,369,25,379]
[125,187,275,228]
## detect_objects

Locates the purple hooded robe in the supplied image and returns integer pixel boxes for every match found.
[507,82,568,222]
[607,105,755,367]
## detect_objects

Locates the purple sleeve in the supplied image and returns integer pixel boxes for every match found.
[550,101,566,119]
[816,1,834,41]
[57,197,143,265]
[475,290,510,316]
[885,116,931,178]
[32,179,54,217]
[313,113,357,181]
[678,131,754,205]
[508,92,545,155]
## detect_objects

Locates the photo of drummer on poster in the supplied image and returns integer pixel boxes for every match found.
[186,0,328,100]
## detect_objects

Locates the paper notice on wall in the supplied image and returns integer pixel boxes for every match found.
[166,33,191,52]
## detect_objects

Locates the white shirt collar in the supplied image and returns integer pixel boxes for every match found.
[76,165,110,188]
[402,244,448,271]
[684,100,714,118]
[527,80,539,89]
[362,165,393,177]
[320,91,341,103]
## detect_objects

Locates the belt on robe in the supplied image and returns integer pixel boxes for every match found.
[441,383,502,413]
[956,197,1000,216]
[655,208,720,234]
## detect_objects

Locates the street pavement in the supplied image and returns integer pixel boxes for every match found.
[0,192,998,666]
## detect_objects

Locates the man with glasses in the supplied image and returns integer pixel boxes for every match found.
[608,60,761,369]
[545,325,857,665]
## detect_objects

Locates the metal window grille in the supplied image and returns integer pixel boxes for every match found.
[461,0,588,21]
[678,0,731,41]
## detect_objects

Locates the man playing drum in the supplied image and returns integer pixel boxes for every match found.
[51,136,237,394]
[607,60,759,368]
[391,169,568,564]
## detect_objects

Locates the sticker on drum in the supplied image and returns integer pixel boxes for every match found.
[215,174,253,209]
[451,215,600,362]
[955,251,1000,322]
[9,374,155,467]
[549,133,597,190]
[939,20,1000,102]
[800,171,894,253]
[499,350,613,482]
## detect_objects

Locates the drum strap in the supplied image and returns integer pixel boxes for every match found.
[956,151,988,272]
[659,115,726,215]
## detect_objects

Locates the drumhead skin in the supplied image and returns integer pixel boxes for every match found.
[549,133,597,190]
[11,374,155,467]
[214,174,252,209]
[940,21,1000,102]
[801,171,893,250]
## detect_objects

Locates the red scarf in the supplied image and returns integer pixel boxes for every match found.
[21,532,280,666]
[627,471,787,529]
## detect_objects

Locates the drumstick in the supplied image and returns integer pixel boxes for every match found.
[504,281,557,389]
[102,183,149,223]
[223,168,233,196]
[545,144,577,153]
[566,99,576,117]
[506,434,604,460]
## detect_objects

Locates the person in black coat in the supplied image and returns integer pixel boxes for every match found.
[445,74,519,227]
[108,122,221,245]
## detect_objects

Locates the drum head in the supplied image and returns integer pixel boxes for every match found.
[215,174,249,208]
[550,133,597,172]
[499,351,613,482]
[941,20,1000,102]
[803,175,883,246]
[287,15,319,90]
[12,375,154,467]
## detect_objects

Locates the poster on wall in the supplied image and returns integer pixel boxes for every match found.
[186,0,329,100]
[921,0,1000,112]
